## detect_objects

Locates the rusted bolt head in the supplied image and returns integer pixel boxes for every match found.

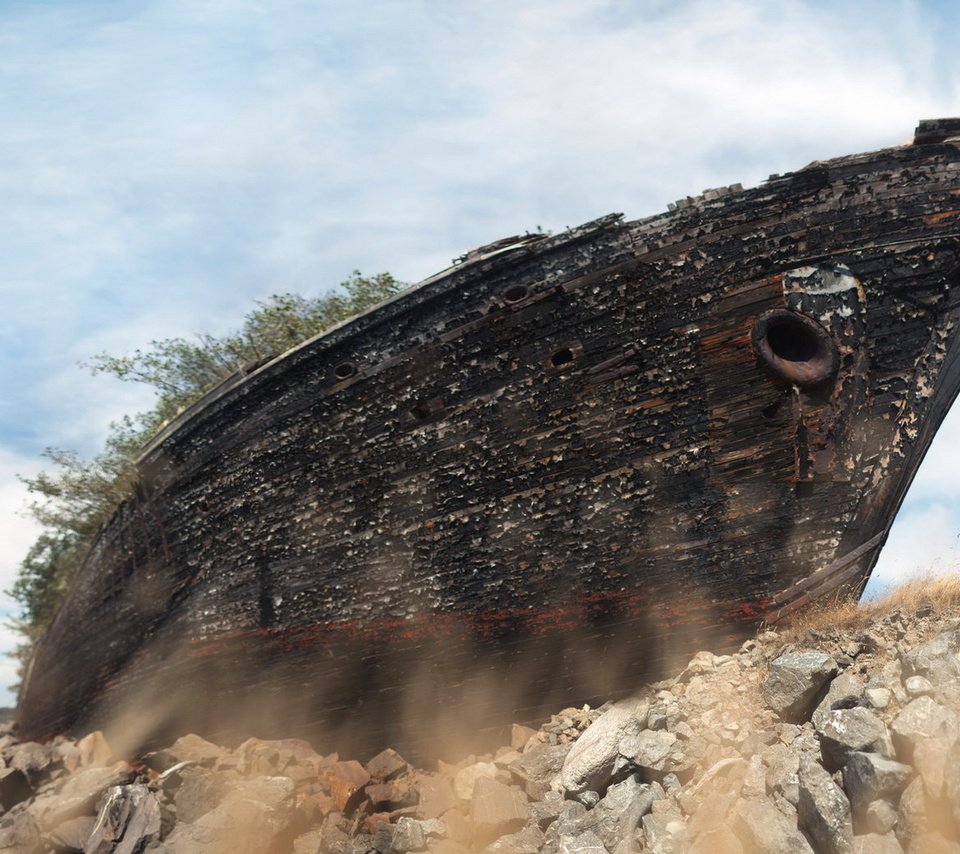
[751,309,838,388]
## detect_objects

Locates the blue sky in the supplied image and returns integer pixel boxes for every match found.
[1,0,959,704]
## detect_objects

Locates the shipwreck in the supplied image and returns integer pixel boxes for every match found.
[18,119,960,757]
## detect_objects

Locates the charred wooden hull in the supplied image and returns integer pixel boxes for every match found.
[19,120,960,757]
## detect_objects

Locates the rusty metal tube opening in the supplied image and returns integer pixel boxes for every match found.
[751,309,838,388]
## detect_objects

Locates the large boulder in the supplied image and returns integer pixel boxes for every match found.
[815,708,892,771]
[560,698,648,795]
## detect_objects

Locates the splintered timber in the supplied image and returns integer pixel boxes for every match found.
[18,119,960,756]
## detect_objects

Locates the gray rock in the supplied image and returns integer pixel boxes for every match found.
[900,632,960,681]
[618,730,686,775]
[509,743,571,800]
[559,698,648,795]
[556,829,607,854]
[454,762,498,800]
[852,832,904,853]
[0,768,32,811]
[797,755,854,854]
[48,815,97,852]
[470,777,528,833]
[865,689,892,711]
[164,733,225,767]
[816,708,892,771]
[174,766,227,824]
[763,652,838,724]
[31,765,134,831]
[389,817,425,853]
[153,775,295,854]
[731,798,814,853]
[527,791,565,830]
[641,804,685,854]
[862,799,898,836]
[906,833,960,854]
[762,743,800,803]
[842,753,912,812]
[85,784,162,854]
[688,824,745,854]
[485,824,544,854]
[552,798,602,840]
[9,742,58,785]
[0,806,41,854]
[895,777,928,848]
[904,676,934,698]
[813,672,866,730]
[594,775,656,849]
[890,697,959,761]
[292,829,323,854]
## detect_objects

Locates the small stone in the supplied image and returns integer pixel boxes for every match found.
[865,689,892,711]
[77,732,113,768]
[619,730,687,775]
[641,806,685,854]
[324,760,371,812]
[9,743,57,787]
[555,829,607,854]
[164,733,225,767]
[763,652,838,724]
[485,824,544,853]
[862,799,898,836]
[366,749,409,783]
[390,817,425,853]
[904,676,934,698]
[510,725,537,751]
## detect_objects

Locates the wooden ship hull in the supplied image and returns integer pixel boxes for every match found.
[18,119,960,757]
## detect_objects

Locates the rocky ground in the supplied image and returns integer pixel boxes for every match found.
[3,597,960,853]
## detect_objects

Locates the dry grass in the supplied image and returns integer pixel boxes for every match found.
[779,572,960,640]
